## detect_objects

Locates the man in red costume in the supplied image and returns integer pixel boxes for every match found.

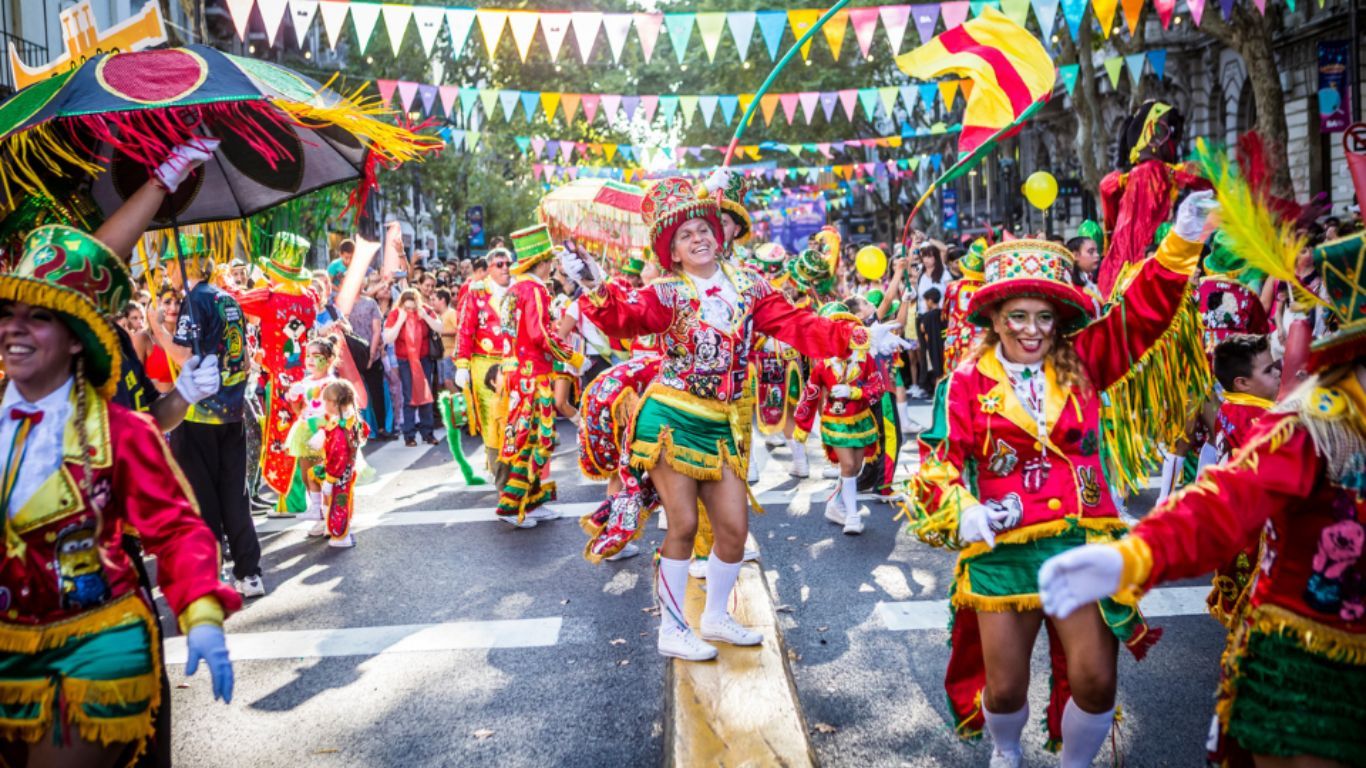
[453,247,513,485]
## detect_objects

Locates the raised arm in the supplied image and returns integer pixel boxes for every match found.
[580,280,673,339]
[751,290,868,361]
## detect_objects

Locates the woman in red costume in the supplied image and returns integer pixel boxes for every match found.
[561,174,909,661]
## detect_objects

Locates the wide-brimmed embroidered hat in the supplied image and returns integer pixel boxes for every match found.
[0,226,129,398]
[259,232,312,284]
[967,239,1093,333]
[817,300,859,324]
[640,177,722,271]
[509,224,556,275]
[1308,232,1366,370]
[788,248,835,294]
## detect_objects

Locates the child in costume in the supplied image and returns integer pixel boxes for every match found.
[560,174,909,662]
[309,380,367,548]
[903,191,1216,768]
[1039,230,1366,768]
[793,301,886,536]
[286,337,341,523]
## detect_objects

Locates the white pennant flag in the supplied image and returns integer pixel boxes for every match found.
[349,2,382,54]
[570,11,603,64]
[381,4,412,54]
[445,8,475,55]
[728,11,756,63]
[257,0,289,46]
[288,0,319,44]
[316,0,348,48]
[505,10,539,62]
[602,13,633,65]
[475,10,508,59]
[540,12,572,62]
[224,0,254,41]
[411,6,444,56]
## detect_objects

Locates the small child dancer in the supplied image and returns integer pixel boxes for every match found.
[308,380,368,547]
[793,301,885,535]
[287,337,340,520]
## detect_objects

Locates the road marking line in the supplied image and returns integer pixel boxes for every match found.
[356,428,447,496]
[876,586,1213,631]
[164,617,562,664]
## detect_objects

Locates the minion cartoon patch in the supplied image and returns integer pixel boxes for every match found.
[55,519,110,611]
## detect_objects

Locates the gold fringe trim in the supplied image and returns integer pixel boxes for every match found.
[69,710,154,749]
[0,594,151,655]
[1249,604,1366,664]
[956,517,1129,559]
[62,674,158,708]
[0,122,106,209]
[0,679,51,705]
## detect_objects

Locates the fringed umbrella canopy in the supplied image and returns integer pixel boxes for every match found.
[538,178,648,261]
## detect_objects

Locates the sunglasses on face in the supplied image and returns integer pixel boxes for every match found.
[491,260,510,268]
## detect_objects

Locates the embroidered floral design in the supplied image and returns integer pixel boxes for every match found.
[978,392,1004,415]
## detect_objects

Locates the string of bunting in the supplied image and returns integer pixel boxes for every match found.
[529,156,944,185]
[224,0,1289,62]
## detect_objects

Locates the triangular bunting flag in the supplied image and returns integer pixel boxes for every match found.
[659,95,680,126]
[446,9,475,55]
[634,13,663,63]
[519,91,540,123]
[822,9,850,60]
[438,85,458,116]
[838,89,859,121]
[779,93,800,123]
[1189,0,1206,26]
[458,87,478,117]
[1103,55,1124,88]
[603,13,633,64]
[623,95,641,121]
[728,11,757,62]
[787,9,821,60]
[1219,0,1234,19]
[288,0,319,46]
[1057,62,1080,94]
[1147,48,1167,79]
[818,91,839,121]
[317,0,348,48]
[1000,0,1031,26]
[1120,0,1144,34]
[349,2,381,53]
[911,4,941,45]
[516,136,532,154]
[604,144,618,162]
[938,79,960,109]
[760,94,780,125]
[664,13,695,64]
[969,1,1001,17]
[880,5,912,53]
[381,4,412,54]
[849,7,880,58]
[478,89,497,119]
[699,95,719,127]
[640,95,658,122]
[857,87,880,120]
[540,12,572,62]
[581,94,600,123]
[601,93,622,124]
[1060,0,1086,38]
[696,12,726,62]
[1092,0,1119,38]
[418,84,436,115]
[571,12,603,64]
[225,0,254,41]
[1124,52,1145,83]
[756,10,787,60]
[396,80,418,112]
[541,92,562,122]
[1032,0,1060,40]
[256,0,290,47]
[411,6,443,56]
[941,0,972,28]
[498,89,519,121]
[719,94,739,125]
[799,91,821,124]
[561,93,581,122]
[900,84,920,114]
[506,10,539,62]
[1153,0,1176,27]
[376,78,398,106]
[878,86,900,117]
[679,95,698,125]
[476,10,508,59]
[918,82,939,109]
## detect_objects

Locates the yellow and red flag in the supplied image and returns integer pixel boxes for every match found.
[895,7,1054,159]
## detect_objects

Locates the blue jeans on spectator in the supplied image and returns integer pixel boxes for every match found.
[396,357,436,441]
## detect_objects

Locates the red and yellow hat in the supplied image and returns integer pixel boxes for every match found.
[967,239,1093,333]
[640,177,722,271]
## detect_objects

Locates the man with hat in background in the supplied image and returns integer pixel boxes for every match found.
[454,247,514,486]
[228,232,319,518]
[495,224,584,528]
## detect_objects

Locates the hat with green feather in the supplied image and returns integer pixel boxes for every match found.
[1308,233,1366,370]
[0,226,130,398]
[259,232,312,284]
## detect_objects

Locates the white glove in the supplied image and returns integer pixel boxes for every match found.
[557,245,605,288]
[174,354,220,404]
[869,321,913,356]
[704,167,734,196]
[307,429,326,452]
[454,367,471,390]
[830,384,852,399]
[1172,190,1218,243]
[958,504,998,547]
[1038,544,1124,619]
[155,137,220,194]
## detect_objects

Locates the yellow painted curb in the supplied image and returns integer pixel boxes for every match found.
[664,561,817,767]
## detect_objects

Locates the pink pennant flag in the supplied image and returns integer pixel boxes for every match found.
[640,95,659,123]
[438,85,459,116]
[603,13,634,64]
[849,7,880,59]
[571,11,603,64]
[838,89,859,121]
[396,81,419,112]
[634,13,664,63]
[224,0,254,41]
[601,94,622,123]
[1189,0,1206,25]
[879,4,911,54]
[779,93,800,124]
[1252,0,1266,12]
[560,143,574,162]
[376,78,398,106]
[1153,0,1176,27]
[798,91,820,124]
[581,94,601,123]
[531,137,546,157]
[540,12,572,62]
[940,0,971,28]
[532,164,543,181]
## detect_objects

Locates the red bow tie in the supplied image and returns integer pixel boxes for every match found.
[705,286,722,297]
[9,407,42,426]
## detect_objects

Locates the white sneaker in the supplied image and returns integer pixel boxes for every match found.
[742,545,759,562]
[821,466,840,479]
[235,575,266,598]
[843,509,865,535]
[605,543,640,561]
[526,506,558,521]
[988,749,1023,768]
[700,613,762,646]
[658,625,718,661]
[904,419,926,433]
[498,515,537,529]
[303,503,323,521]
[824,496,846,525]
[909,386,928,399]
[791,452,810,479]
[328,534,356,548]
[689,557,708,579]
[307,520,327,538]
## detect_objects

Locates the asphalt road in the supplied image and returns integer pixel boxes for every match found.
[165,417,1227,767]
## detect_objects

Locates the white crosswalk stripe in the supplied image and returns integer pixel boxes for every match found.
[875,585,1212,631]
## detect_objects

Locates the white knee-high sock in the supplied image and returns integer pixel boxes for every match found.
[657,556,692,634]
[1060,699,1114,768]
[307,491,322,512]
[840,474,859,517]
[703,555,743,622]
[1157,452,1183,502]
[982,702,1028,758]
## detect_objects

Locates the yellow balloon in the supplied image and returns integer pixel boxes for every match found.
[1023,171,1058,210]
[855,245,887,281]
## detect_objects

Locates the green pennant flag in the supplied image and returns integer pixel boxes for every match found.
[1057,63,1080,95]
[1103,55,1124,89]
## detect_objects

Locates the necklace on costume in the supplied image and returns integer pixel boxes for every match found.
[998,346,1052,493]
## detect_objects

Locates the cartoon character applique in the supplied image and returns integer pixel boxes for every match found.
[282,316,308,368]
[55,519,110,611]
[1304,517,1364,617]
[984,493,1024,532]
[986,440,1019,477]
[1021,457,1051,493]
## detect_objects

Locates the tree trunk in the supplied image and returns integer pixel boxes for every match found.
[1067,22,1113,195]
[1200,5,1293,196]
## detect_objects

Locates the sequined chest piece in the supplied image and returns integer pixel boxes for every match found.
[656,270,759,402]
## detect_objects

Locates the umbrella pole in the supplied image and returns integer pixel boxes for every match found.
[169,210,204,358]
